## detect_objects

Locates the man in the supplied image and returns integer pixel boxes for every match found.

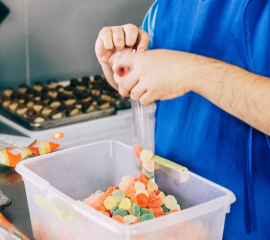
[95,0,270,239]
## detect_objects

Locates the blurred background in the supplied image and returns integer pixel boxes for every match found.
[0,0,154,91]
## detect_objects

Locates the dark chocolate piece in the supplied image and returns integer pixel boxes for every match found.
[56,85,64,92]
[25,88,36,97]
[18,94,27,103]
[70,78,79,87]
[16,104,28,115]
[76,83,87,91]
[41,87,49,94]
[64,86,74,95]
[25,97,35,108]
[0,94,3,103]
[57,105,66,112]
[75,100,83,110]
[94,75,102,81]
[41,106,53,117]
[48,89,58,98]
[97,99,110,110]
[33,81,44,92]
[47,79,58,89]
[9,99,19,112]
[57,92,67,101]
[33,114,45,123]
[65,105,79,116]
[10,91,20,99]
[40,94,50,104]
[33,101,44,113]
[77,92,91,102]
[62,95,76,105]
[3,86,14,97]
[49,110,62,120]
[82,101,95,113]
[33,92,42,101]
[49,98,61,109]
[24,108,36,118]
[81,76,90,85]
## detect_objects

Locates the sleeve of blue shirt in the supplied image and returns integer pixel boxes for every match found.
[140,1,158,50]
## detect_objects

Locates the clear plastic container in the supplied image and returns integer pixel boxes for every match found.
[16,141,235,240]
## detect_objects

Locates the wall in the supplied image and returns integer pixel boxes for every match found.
[0,0,154,90]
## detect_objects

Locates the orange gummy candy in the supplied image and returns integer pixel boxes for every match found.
[133,145,143,158]
[150,207,164,217]
[137,158,143,167]
[114,186,119,190]
[135,193,148,208]
[153,190,161,195]
[122,184,136,198]
[137,173,149,187]
[169,209,180,214]
[107,187,114,193]
[148,192,162,208]
[100,211,110,217]
[112,215,124,224]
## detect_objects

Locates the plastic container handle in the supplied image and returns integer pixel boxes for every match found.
[34,194,75,222]
[152,155,188,172]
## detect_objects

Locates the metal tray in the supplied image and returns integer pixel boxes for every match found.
[0,107,116,131]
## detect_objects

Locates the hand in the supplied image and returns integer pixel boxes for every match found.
[95,24,150,65]
[112,49,196,105]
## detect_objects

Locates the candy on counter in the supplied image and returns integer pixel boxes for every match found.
[0,190,11,210]
[0,213,29,240]
[83,173,181,224]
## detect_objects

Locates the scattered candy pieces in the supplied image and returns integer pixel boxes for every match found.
[137,158,143,167]
[141,213,155,222]
[142,159,155,172]
[137,173,149,187]
[132,203,141,217]
[172,203,181,211]
[134,182,146,191]
[122,184,136,198]
[94,190,103,196]
[110,205,119,215]
[119,198,132,210]
[142,168,154,179]
[107,187,114,193]
[148,192,162,208]
[150,207,164,217]
[135,188,149,197]
[113,190,125,202]
[133,145,143,158]
[164,195,177,209]
[161,204,170,213]
[123,215,137,225]
[113,208,127,217]
[104,196,117,210]
[135,193,148,208]
[141,208,153,215]
[147,180,158,191]
[140,149,153,162]
[112,215,124,223]
[158,192,165,204]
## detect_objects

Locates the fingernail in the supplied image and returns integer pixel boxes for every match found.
[138,48,145,53]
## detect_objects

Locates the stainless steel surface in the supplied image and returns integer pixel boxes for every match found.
[0,107,116,131]
[0,167,34,240]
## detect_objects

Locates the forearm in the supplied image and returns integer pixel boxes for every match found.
[190,54,270,135]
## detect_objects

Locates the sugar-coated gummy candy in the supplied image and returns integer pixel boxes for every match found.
[132,203,141,217]
[158,192,166,204]
[161,204,170,213]
[141,213,155,222]
[122,184,136,198]
[164,195,177,209]
[137,173,149,187]
[94,190,103,196]
[128,207,134,215]
[107,187,114,193]
[113,208,127,217]
[137,158,143,167]
[147,190,152,195]
[147,180,158,191]
[133,145,143,158]
[134,177,138,182]
[148,191,162,208]
[140,149,153,162]
[135,188,149,197]
[104,196,117,210]
[119,198,131,210]
[142,168,154,179]
[119,181,129,190]
[112,215,124,224]
[130,196,136,205]
[149,207,164,217]
[135,193,148,208]
[123,215,137,225]
[140,208,153,215]
[113,190,125,202]
[110,205,119,215]
[142,159,155,172]
[134,182,146,191]
[172,203,181,211]
[121,175,134,185]
[135,164,142,172]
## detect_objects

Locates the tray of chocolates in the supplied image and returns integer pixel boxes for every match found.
[0,75,130,130]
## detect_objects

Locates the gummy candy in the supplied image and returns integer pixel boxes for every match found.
[135,188,149,197]
[112,215,124,223]
[135,164,142,172]
[142,159,155,172]
[161,204,170,213]
[148,191,162,208]
[132,203,141,217]
[172,204,181,211]
[122,175,134,185]
[94,190,103,196]
[147,180,158,191]
[137,158,143,167]
[114,186,119,190]
[122,184,136,198]
[113,190,125,202]
[141,213,155,222]
[140,149,153,162]
[133,145,143,158]
[140,208,153,215]
[135,193,148,208]
[127,207,134,215]
[104,196,117,210]
[169,209,180,214]
[134,182,146,191]
[107,187,114,193]
[110,205,119,215]
[137,173,149,187]
[123,215,137,225]
[164,195,177,209]
[113,208,127,217]
[119,198,132,210]
[149,207,164,217]
[119,181,129,190]
[130,196,136,205]
[142,168,154,179]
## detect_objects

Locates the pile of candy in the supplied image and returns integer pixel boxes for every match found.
[83,173,181,224]
[133,145,155,179]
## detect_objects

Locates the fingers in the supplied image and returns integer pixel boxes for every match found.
[118,71,139,97]
[99,27,113,49]
[130,83,147,101]
[138,91,153,105]
[137,30,150,52]
[122,24,139,47]
[112,52,134,76]
[111,26,125,50]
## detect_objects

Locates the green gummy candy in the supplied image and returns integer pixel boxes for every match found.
[94,190,103,196]
[113,190,125,202]
[110,206,119,215]
[132,203,141,217]
[112,208,127,217]
[141,208,153,216]
[161,204,170,213]
[142,168,154,179]
[135,164,142,172]
[141,213,156,222]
